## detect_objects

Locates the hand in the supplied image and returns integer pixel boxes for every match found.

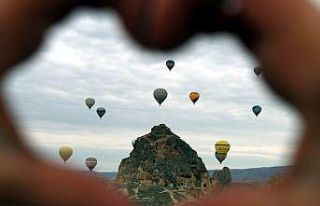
[0,0,320,205]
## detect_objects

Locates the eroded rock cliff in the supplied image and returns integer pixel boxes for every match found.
[116,124,210,195]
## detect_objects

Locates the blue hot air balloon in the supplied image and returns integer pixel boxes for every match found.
[252,105,262,116]
[96,107,106,119]
[166,60,175,71]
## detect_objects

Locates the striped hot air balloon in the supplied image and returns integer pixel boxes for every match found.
[85,157,97,172]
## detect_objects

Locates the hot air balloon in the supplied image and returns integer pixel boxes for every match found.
[252,105,262,116]
[85,98,95,109]
[254,66,262,76]
[58,146,73,163]
[189,92,200,105]
[166,60,175,71]
[153,88,168,106]
[215,140,230,164]
[85,157,97,172]
[96,107,106,118]
[215,140,230,154]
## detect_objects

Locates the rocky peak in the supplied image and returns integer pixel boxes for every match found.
[116,124,210,193]
[150,124,174,139]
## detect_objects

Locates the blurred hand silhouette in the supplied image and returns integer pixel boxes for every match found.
[0,0,319,205]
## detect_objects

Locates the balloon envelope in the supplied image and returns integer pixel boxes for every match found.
[252,105,262,116]
[97,107,106,118]
[189,92,200,104]
[85,157,97,171]
[59,146,73,162]
[254,66,262,76]
[85,98,95,109]
[166,60,175,71]
[153,88,168,105]
[215,140,230,154]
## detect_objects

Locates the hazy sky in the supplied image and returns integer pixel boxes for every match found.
[5,3,319,171]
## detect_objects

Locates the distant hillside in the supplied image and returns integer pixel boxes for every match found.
[98,172,117,180]
[210,166,291,183]
[98,166,291,183]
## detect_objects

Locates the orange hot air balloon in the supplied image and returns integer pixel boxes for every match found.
[189,92,200,104]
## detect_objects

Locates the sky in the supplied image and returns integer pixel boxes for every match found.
[4,3,319,172]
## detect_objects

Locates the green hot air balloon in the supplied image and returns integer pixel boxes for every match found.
[153,88,168,106]
[166,60,175,71]
[85,157,97,172]
[96,107,106,118]
[85,98,95,109]
[254,66,262,76]
[252,105,262,116]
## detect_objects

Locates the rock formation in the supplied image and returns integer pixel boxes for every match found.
[211,167,232,186]
[116,124,210,192]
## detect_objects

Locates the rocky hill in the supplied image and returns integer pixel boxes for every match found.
[115,124,210,205]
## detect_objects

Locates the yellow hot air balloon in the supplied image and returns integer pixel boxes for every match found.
[58,146,73,163]
[189,92,200,104]
[215,140,230,164]
[215,140,230,154]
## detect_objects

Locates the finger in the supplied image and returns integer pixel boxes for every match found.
[0,0,111,75]
[0,0,111,154]
[113,0,205,50]
[0,0,78,157]
[114,0,320,178]
[0,98,28,154]
[0,153,131,205]
[239,0,320,112]
[114,0,320,110]
[238,1,320,182]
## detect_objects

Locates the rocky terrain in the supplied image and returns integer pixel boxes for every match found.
[98,123,288,205]
[115,124,211,205]
[211,167,232,186]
